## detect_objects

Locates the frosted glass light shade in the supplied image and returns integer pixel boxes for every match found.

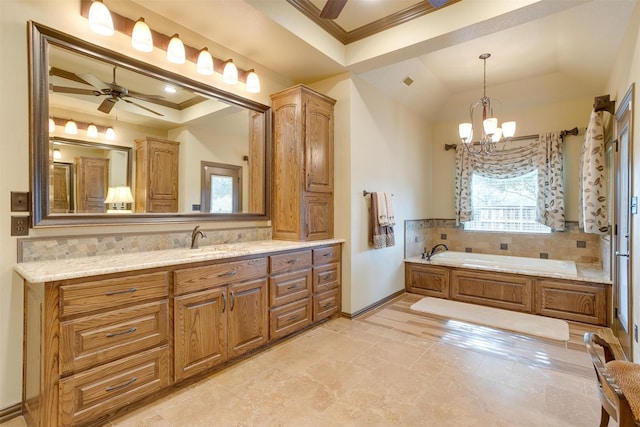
[87,124,98,138]
[48,118,55,133]
[64,120,78,135]
[483,118,498,136]
[88,0,114,36]
[167,34,185,64]
[502,121,516,138]
[105,127,116,140]
[246,70,261,93]
[196,48,214,75]
[131,18,153,52]
[459,123,472,143]
[222,60,238,85]
[53,149,62,160]
[491,128,503,142]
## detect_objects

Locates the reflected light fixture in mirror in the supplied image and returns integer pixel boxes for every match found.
[105,186,134,213]
[48,118,55,133]
[246,69,260,93]
[167,34,185,64]
[131,18,153,52]
[87,123,98,137]
[88,0,114,36]
[223,59,238,84]
[105,127,116,140]
[197,47,214,75]
[64,120,78,135]
[53,148,62,160]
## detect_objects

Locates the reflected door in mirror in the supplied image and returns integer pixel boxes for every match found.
[76,157,109,213]
[135,137,179,213]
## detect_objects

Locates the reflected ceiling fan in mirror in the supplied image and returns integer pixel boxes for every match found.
[50,66,165,116]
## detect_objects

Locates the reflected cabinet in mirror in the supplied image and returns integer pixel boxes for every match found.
[29,22,271,226]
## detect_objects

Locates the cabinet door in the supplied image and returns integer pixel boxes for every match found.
[303,193,333,240]
[174,288,227,382]
[228,278,268,358]
[405,263,450,298]
[76,156,109,213]
[148,142,179,209]
[304,95,334,193]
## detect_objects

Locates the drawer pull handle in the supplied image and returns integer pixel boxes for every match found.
[105,377,137,392]
[323,302,333,308]
[287,284,301,290]
[287,314,301,321]
[105,287,137,296]
[106,327,137,338]
[222,292,227,313]
[218,270,237,277]
[287,258,300,264]
[230,291,235,311]
[323,252,333,257]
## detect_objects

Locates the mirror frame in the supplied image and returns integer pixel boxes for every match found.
[29,21,271,227]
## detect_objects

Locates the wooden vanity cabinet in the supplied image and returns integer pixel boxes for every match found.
[271,85,336,241]
[534,278,608,325]
[405,263,449,298]
[134,137,180,213]
[24,271,170,427]
[173,258,269,382]
[313,245,341,321]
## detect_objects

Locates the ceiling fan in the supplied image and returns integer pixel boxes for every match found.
[50,66,164,116]
[319,0,450,20]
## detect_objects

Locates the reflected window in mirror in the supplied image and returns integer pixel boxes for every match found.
[201,162,242,213]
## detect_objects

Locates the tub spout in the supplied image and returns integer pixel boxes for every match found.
[424,243,449,260]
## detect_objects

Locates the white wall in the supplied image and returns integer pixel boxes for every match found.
[312,73,432,315]
[0,0,291,410]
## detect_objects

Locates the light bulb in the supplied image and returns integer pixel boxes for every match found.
[131,18,153,52]
[167,34,185,64]
[88,0,114,36]
[483,118,498,136]
[222,60,238,85]
[64,120,78,135]
[106,127,116,140]
[196,48,214,75]
[459,123,472,144]
[246,70,260,93]
[491,128,503,143]
[87,124,98,138]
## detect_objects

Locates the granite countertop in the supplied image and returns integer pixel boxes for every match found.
[404,256,611,285]
[15,239,345,283]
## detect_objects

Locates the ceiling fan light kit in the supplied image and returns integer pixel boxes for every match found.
[458,53,516,155]
[82,0,261,92]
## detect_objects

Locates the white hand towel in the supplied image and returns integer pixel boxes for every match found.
[384,192,395,226]
[376,192,389,226]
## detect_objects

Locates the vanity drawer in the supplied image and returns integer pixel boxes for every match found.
[59,346,169,426]
[270,297,312,340]
[270,250,312,274]
[313,262,341,293]
[59,272,169,317]
[269,268,312,307]
[174,257,267,295]
[60,300,169,375]
[313,245,341,265]
[314,287,341,321]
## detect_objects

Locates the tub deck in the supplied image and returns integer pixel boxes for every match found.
[404,253,611,326]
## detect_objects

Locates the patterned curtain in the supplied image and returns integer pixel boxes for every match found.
[455,132,565,230]
[579,110,611,234]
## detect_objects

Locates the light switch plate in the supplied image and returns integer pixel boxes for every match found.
[10,191,29,212]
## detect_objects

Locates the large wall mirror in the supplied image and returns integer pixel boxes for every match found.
[29,22,271,226]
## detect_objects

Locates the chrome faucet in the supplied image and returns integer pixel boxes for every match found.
[422,243,449,260]
[190,226,206,249]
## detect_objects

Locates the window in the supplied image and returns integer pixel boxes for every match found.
[464,171,550,233]
[201,161,242,213]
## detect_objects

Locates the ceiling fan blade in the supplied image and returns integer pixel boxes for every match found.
[97,98,117,114]
[320,0,347,19]
[122,98,165,116]
[50,85,101,96]
[77,73,110,91]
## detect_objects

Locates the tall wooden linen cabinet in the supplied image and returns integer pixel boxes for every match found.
[270,85,336,241]
[134,137,180,213]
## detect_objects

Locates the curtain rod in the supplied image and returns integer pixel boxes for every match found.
[444,126,579,151]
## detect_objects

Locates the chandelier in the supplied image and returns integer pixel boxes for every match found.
[458,53,516,155]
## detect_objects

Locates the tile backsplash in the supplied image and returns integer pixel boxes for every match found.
[18,226,272,263]
[405,219,604,265]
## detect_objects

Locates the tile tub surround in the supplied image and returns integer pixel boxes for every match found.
[17,226,272,263]
[14,238,345,283]
[405,219,604,265]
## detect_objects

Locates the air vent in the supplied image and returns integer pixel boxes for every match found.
[402,75,414,87]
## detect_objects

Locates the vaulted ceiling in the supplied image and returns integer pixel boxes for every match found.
[123,0,636,121]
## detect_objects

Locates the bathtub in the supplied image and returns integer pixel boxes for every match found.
[426,251,578,277]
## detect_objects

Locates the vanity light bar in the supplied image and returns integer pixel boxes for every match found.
[50,117,114,138]
[79,0,259,91]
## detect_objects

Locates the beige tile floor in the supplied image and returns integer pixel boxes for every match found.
[2,294,613,426]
